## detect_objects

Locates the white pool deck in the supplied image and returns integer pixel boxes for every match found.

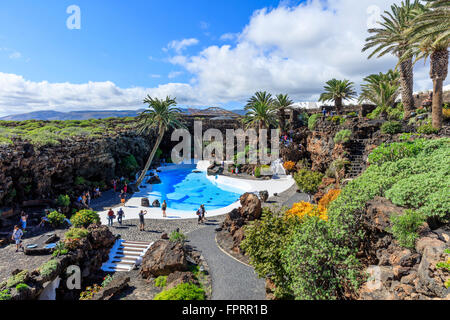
[98,161,294,223]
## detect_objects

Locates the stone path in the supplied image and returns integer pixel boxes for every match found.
[186,220,266,300]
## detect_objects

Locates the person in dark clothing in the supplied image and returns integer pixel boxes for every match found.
[139,210,147,231]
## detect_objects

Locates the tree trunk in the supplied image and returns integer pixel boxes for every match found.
[430,49,449,130]
[135,127,165,188]
[335,97,342,114]
[398,55,415,119]
[279,108,286,132]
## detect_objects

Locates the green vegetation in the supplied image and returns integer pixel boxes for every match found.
[293,169,324,195]
[101,274,114,287]
[417,122,440,134]
[154,276,168,288]
[64,227,90,240]
[0,117,137,147]
[153,283,205,300]
[244,92,278,130]
[6,270,28,288]
[70,209,100,228]
[318,79,357,111]
[334,129,352,144]
[47,211,66,227]
[381,121,402,134]
[56,194,70,207]
[254,166,261,178]
[15,283,30,292]
[242,137,449,299]
[169,230,186,243]
[308,114,321,131]
[39,260,59,277]
[120,154,139,177]
[389,209,426,248]
[327,115,345,125]
[52,242,69,257]
[0,289,11,300]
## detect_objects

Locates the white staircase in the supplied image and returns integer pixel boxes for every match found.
[102,240,153,272]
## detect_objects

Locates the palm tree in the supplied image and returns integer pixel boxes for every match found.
[273,94,293,131]
[359,70,401,118]
[135,96,185,188]
[362,0,423,119]
[318,79,357,113]
[404,0,449,129]
[246,91,274,109]
[243,100,278,130]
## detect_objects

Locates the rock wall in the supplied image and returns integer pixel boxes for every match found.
[0,132,155,206]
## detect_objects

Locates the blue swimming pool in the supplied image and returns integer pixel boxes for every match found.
[141,166,244,211]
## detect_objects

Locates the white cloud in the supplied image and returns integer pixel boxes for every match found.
[0,0,448,117]
[220,33,238,41]
[164,38,199,54]
[168,71,183,79]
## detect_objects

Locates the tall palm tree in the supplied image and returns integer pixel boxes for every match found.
[135,96,185,188]
[243,100,278,130]
[246,91,274,109]
[273,94,293,132]
[318,79,357,113]
[362,0,423,119]
[404,0,450,129]
[359,70,401,118]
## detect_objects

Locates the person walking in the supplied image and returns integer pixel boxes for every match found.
[117,208,125,226]
[161,200,167,218]
[107,208,115,227]
[119,191,126,206]
[19,211,28,231]
[86,191,91,207]
[196,205,204,225]
[200,204,206,223]
[124,183,128,194]
[112,179,117,193]
[12,225,24,252]
[139,210,147,231]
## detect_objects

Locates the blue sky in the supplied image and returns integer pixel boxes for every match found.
[0,0,281,88]
[0,0,446,116]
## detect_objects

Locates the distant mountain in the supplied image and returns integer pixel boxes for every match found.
[0,107,246,121]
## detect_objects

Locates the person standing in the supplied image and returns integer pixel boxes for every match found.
[139,210,147,231]
[12,225,24,252]
[124,183,128,194]
[86,191,91,207]
[161,200,167,218]
[117,208,125,226]
[196,205,204,225]
[200,204,206,223]
[112,179,117,193]
[107,208,115,227]
[19,211,28,231]
[119,190,126,206]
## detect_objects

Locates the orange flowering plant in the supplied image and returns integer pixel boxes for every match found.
[283,161,296,172]
[318,189,341,208]
[286,202,328,222]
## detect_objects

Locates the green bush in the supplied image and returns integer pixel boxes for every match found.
[381,121,402,134]
[6,270,28,288]
[334,129,352,144]
[389,210,425,249]
[293,169,324,195]
[56,194,70,207]
[121,155,139,177]
[417,123,439,134]
[241,208,301,298]
[0,289,11,300]
[254,166,261,178]
[39,260,59,277]
[169,230,186,243]
[308,114,321,131]
[47,211,66,227]
[74,176,87,186]
[65,228,89,240]
[153,283,205,300]
[70,210,100,228]
[367,139,425,166]
[15,283,30,292]
[154,276,167,288]
[327,116,345,125]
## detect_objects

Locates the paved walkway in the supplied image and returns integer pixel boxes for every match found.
[186,221,266,300]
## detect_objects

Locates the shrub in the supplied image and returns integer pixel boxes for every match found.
[254,166,261,178]
[417,122,439,134]
[0,289,11,300]
[70,210,100,228]
[39,259,59,277]
[79,284,102,300]
[283,161,296,172]
[56,194,70,207]
[347,112,357,117]
[153,283,205,300]
[121,155,139,177]
[74,176,87,186]
[169,230,186,243]
[318,189,341,208]
[47,211,66,227]
[6,270,28,288]
[154,276,167,288]
[390,210,425,249]
[308,114,321,131]
[334,129,352,144]
[381,121,402,135]
[65,228,89,240]
[286,202,328,222]
[327,115,345,125]
[293,169,324,195]
[15,283,30,292]
[241,208,301,299]
[101,274,114,287]
[443,108,450,121]
[367,139,425,166]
